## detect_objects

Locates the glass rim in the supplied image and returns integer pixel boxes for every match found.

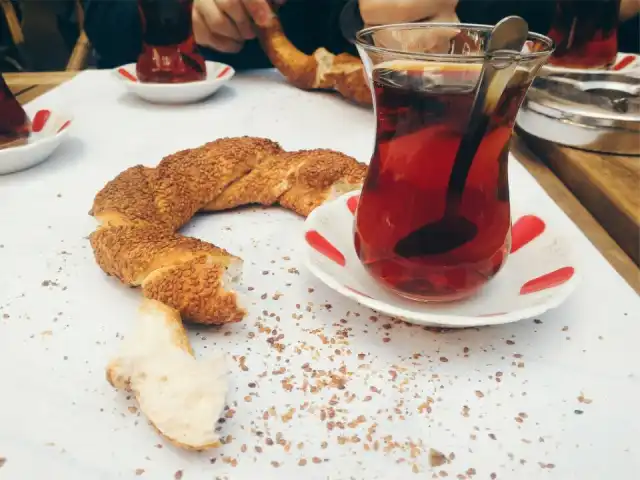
[355,22,554,62]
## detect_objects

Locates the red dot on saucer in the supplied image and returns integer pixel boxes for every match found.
[118,68,138,82]
[346,195,360,215]
[305,230,346,266]
[32,110,51,133]
[216,66,231,79]
[57,120,71,133]
[511,215,545,253]
[612,54,636,71]
[520,266,574,295]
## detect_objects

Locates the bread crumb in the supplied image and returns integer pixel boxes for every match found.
[578,393,593,404]
[429,449,448,467]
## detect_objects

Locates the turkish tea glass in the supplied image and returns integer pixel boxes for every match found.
[0,73,31,150]
[354,23,553,302]
[137,0,206,83]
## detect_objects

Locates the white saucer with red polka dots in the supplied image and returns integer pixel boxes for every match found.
[303,191,580,328]
[0,109,72,175]
[113,61,235,104]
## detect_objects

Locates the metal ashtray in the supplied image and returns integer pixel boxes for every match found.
[517,72,640,156]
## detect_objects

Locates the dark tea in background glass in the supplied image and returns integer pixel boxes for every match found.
[0,73,31,150]
[137,0,206,83]
[354,24,553,302]
[547,0,620,69]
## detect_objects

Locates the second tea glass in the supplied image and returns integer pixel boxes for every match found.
[137,0,206,83]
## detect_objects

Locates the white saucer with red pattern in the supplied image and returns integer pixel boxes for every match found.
[0,109,72,175]
[303,191,580,328]
[113,61,235,104]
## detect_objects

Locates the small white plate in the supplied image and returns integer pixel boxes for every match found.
[0,110,72,175]
[541,53,640,76]
[303,191,580,328]
[113,61,235,104]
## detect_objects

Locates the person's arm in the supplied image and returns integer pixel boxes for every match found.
[83,0,142,68]
[193,0,285,54]
[620,0,640,20]
[359,0,458,24]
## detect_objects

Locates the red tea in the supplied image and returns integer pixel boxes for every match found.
[137,0,206,83]
[0,74,31,150]
[547,0,620,69]
[354,63,529,301]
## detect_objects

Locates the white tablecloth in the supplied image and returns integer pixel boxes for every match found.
[0,70,638,479]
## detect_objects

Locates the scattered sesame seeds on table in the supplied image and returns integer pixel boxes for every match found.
[0,69,638,479]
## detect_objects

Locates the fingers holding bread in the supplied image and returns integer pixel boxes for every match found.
[256,14,373,106]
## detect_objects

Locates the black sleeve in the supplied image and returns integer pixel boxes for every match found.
[619,14,639,53]
[457,0,555,36]
[83,0,142,68]
[278,0,356,56]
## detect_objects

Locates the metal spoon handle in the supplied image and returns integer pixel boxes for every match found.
[445,16,528,211]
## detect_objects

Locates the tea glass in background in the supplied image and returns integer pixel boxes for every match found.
[0,73,31,150]
[137,0,206,83]
[546,0,620,69]
[354,23,553,302]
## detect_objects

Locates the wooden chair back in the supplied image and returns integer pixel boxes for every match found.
[1,0,92,71]
[0,0,30,69]
[66,0,91,71]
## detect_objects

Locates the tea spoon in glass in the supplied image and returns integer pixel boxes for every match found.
[395,16,529,258]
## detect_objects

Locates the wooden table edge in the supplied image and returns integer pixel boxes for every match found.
[6,71,78,104]
[4,71,79,86]
[6,71,639,294]
[512,136,639,294]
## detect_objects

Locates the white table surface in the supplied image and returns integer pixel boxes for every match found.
[0,70,638,480]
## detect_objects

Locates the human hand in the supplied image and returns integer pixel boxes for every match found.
[359,0,459,26]
[620,0,640,20]
[193,0,286,53]
[358,0,459,54]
